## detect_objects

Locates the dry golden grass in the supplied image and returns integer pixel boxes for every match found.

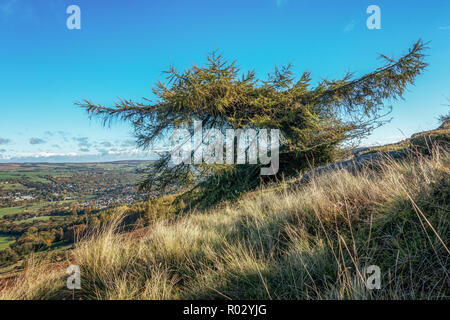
[1,149,449,300]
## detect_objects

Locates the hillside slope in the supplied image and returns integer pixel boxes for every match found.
[1,155,448,299]
[0,124,449,300]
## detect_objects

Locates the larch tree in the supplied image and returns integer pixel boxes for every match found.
[80,40,428,208]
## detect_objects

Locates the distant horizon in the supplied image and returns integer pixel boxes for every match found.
[0,117,447,163]
[0,159,154,165]
[0,152,159,164]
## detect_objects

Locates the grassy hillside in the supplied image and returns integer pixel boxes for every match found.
[1,145,448,300]
[355,118,450,157]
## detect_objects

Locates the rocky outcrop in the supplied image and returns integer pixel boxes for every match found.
[300,121,449,184]
[299,150,407,184]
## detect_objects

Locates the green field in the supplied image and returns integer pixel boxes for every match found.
[0,200,79,218]
[0,206,24,217]
[12,215,67,224]
[0,171,52,183]
[0,163,82,183]
[0,236,16,250]
[0,182,25,191]
[0,203,49,217]
[0,162,148,184]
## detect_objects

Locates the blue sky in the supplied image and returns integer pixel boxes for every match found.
[0,0,449,162]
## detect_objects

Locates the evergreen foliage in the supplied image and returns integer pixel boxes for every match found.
[80,40,427,207]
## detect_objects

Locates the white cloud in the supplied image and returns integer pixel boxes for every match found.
[0,151,76,161]
[29,137,46,145]
[0,138,11,145]
[0,147,159,163]
[0,134,164,163]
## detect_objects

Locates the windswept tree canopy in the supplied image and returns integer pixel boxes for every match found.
[80,40,427,207]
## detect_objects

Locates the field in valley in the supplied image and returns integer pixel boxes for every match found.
[0,161,152,271]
